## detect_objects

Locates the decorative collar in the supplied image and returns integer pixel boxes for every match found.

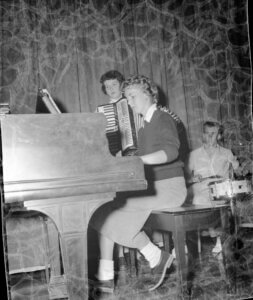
[144,103,157,122]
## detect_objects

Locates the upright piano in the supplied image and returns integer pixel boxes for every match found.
[0,113,147,299]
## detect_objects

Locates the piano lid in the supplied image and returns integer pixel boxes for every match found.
[0,113,147,203]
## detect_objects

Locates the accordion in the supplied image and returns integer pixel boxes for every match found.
[97,98,138,156]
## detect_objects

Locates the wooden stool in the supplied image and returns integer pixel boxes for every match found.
[145,204,230,292]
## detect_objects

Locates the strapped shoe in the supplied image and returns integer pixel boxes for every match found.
[148,250,174,292]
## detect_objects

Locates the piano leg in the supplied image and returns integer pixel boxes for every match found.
[24,192,115,300]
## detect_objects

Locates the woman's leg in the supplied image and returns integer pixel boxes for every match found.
[135,231,161,268]
[99,233,114,260]
[97,234,115,281]
[136,231,174,291]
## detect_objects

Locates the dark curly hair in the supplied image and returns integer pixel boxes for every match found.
[122,75,158,103]
[100,70,125,95]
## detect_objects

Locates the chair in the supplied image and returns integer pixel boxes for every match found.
[5,207,67,299]
[145,204,230,292]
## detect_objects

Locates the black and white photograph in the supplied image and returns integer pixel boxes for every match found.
[0,1,252,299]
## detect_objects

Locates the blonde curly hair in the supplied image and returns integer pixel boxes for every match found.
[122,75,158,103]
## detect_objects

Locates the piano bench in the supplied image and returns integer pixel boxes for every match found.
[145,204,230,291]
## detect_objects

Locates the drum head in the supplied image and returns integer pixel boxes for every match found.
[209,179,233,200]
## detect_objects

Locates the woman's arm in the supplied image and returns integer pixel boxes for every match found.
[139,112,179,165]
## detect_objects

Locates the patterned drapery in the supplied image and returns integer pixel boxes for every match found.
[0,0,251,153]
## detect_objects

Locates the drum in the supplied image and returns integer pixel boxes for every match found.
[209,179,252,201]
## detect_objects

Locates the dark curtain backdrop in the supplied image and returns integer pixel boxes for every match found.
[0,0,252,156]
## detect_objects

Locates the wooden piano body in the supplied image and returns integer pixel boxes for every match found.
[0,113,146,299]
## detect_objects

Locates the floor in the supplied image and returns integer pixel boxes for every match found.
[6,226,253,300]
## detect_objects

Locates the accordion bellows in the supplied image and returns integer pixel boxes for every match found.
[97,98,138,156]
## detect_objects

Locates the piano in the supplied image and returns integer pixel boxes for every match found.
[0,113,147,299]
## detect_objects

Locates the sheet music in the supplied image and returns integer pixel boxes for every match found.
[38,89,61,114]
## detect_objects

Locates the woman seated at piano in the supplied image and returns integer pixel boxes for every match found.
[90,75,187,294]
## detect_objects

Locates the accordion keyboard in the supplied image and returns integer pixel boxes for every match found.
[97,98,138,156]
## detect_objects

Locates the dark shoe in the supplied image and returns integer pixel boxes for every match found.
[93,279,114,294]
[148,250,174,292]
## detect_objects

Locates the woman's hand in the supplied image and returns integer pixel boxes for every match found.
[140,150,167,165]
[115,150,122,157]
[191,174,203,183]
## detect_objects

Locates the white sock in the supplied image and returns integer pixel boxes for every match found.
[118,245,124,257]
[155,241,164,247]
[96,259,114,281]
[215,236,221,246]
[140,242,161,268]
[123,247,129,253]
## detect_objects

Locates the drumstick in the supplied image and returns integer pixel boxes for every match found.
[202,175,223,181]
[189,175,223,185]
